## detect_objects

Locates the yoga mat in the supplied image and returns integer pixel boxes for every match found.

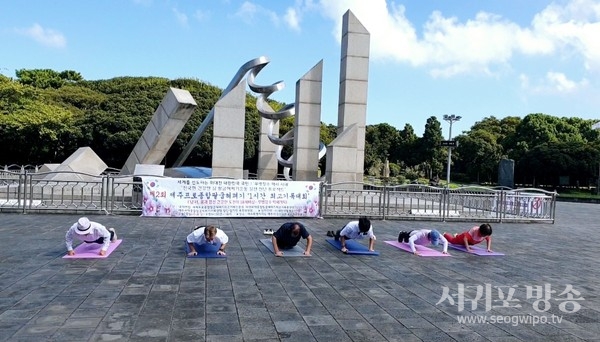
[326,239,379,255]
[384,241,451,257]
[63,239,122,259]
[260,239,307,257]
[448,244,504,256]
[185,241,227,258]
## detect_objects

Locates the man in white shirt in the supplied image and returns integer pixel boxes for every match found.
[327,217,375,253]
[65,217,117,256]
[186,225,229,256]
[398,229,448,255]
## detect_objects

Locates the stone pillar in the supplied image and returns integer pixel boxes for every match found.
[293,60,323,181]
[211,80,246,179]
[120,88,197,175]
[326,124,358,187]
[257,103,280,180]
[45,147,108,181]
[337,10,370,185]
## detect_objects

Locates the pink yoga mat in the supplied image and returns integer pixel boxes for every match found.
[448,244,504,256]
[384,241,451,257]
[63,239,122,259]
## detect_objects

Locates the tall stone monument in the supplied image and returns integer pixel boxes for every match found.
[293,61,323,181]
[120,88,197,175]
[327,10,370,185]
[211,81,247,179]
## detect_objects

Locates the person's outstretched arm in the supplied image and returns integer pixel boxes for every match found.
[304,235,313,256]
[271,236,283,256]
[368,237,375,252]
[65,229,75,255]
[463,235,472,252]
[440,235,449,254]
[340,236,348,253]
[408,234,419,255]
[187,242,197,256]
[486,236,492,252]
[99,226,111,255]
[217,243,227,255]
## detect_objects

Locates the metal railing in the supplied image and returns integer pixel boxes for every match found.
[320,183,557,223]
[1,170,557,222]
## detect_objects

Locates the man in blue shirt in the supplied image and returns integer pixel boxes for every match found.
[271,222,313,256]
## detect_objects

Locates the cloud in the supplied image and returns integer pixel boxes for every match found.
[235,1,310,30]
[314,0,600,78]
[520,71,589,94]
[15,23,66,48]
[194,9,210,22]
[235,1,279,26]
[173,8,189,26]
[284,8,301,31]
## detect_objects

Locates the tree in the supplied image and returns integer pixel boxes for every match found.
[16,69,65,89]
[455,129,503,183]
[364,123,400,173]
[395,123,418,167]
[416,117,445,178]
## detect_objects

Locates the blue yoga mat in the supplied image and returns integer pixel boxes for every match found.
[185,241,227,258]
[326,239,379,255]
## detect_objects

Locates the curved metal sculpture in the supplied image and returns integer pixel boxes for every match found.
[174,56,325,180]
[173,57,271,167]
[247,61,326,180]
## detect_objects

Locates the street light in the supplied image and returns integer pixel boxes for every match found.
[443,114,461,187]
[593,121,600,195]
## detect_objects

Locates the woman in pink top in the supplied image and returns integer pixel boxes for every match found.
[443,223,493,252]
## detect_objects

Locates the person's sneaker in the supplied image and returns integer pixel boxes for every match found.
[398,232,402,242]
[326,231,334,237]
[263,229,273,235]
[109,228,117,242]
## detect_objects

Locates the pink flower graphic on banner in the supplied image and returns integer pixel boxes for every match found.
[157,201,175,216]
[143,197,157,216]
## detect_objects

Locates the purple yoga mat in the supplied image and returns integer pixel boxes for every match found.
[384,241,451,257]
[63,239,122,259]
[448,244,504,256]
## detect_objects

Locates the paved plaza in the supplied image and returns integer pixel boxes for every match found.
[0,202,598,342]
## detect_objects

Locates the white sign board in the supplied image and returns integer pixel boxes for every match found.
[141,177,320,217]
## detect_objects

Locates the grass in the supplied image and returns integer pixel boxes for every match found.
[553,188,600,200]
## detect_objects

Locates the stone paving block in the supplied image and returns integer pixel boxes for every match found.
[51,328,95,341]
[302,314,338,326]
[206,322,242,335]
[274,320,310,333]
[205,334,243,342]
[169,328,205,341]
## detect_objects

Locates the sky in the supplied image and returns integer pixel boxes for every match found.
[1,0,599,137]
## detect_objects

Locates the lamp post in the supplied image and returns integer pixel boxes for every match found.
[443,114,461,187]
[593,121,600,195]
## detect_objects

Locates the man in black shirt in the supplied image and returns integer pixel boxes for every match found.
[271,222,313,256]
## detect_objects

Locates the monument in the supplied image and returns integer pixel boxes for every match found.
[121,10,371,185]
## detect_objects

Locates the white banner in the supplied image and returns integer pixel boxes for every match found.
[141,178,320,217]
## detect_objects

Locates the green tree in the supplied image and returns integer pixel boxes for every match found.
[16,69,65,89]
[416,117,445,178]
